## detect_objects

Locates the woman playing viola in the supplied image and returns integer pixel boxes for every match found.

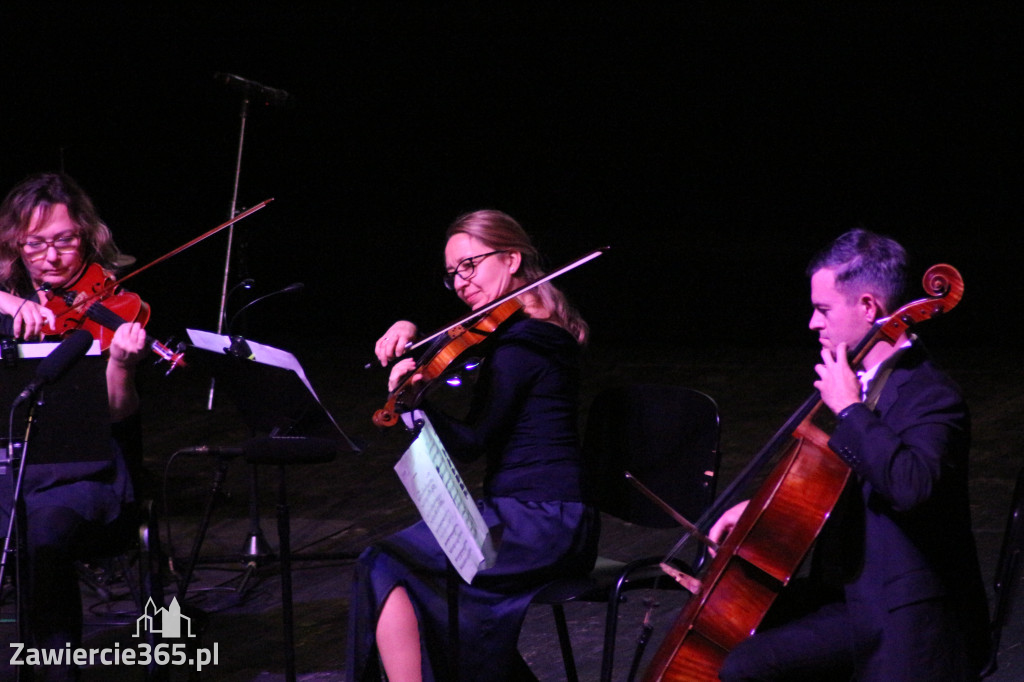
[348,210,600,681]
[0,172,147,680]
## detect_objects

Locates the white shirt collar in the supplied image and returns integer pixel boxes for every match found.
[857,338,912,397]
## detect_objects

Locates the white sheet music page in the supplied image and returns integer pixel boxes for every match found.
[17,339,103,358]
[186,328,315,395]
[185,328,351,438]
[393,412,496,584]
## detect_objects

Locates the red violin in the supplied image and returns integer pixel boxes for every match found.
[43,262,186,373]
[30,199,275,375]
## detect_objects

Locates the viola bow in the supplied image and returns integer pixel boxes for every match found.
[368,245,609,369]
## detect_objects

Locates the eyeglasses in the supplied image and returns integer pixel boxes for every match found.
[443,250,507,290]
[20,233,81,259]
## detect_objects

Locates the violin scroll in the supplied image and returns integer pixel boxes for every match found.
[373,405,401,429]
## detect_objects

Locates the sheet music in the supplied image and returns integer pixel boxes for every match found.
[393,413,496,583]
[184,329,357,451]
[16,339,102,358]
[186,329,315,396]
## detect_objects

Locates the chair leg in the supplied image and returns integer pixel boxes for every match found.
[551,603,579,682]
[137,501,170,682]
[600,591,622,682]
[117,553,142,609]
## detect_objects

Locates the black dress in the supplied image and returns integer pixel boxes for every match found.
[347,317,600,681]
[0,311,135,680]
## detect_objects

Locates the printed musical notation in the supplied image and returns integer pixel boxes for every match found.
[394,413,496,583]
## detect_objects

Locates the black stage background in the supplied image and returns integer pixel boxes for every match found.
[3,5,1021,355]
[3,6,1024,681]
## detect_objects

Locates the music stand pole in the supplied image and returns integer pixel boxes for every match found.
[206,95,251,410]
[1,397,42,682]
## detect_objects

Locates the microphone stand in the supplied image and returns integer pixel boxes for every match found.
[223,283,305,590]
[207,93,252,410]
[1,392,42,679]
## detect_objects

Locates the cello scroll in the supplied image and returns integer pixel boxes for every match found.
[876,263,963,346]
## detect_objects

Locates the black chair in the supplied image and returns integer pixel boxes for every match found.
[80,413,165,630]
[982,462,1024,678]
[529,384,721,682]
[77,499,164,606]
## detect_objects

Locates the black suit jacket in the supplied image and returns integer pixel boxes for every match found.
[823,342,990,677]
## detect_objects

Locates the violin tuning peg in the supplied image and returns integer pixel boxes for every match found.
[160,335,183,352]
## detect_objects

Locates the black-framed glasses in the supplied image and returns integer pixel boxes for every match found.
[443,250,507,290]
[20,233,81,259]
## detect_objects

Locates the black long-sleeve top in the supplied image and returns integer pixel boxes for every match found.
[425,316,585,503]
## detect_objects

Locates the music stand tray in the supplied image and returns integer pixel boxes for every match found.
[186,329,358,451]
[1,339,108,473]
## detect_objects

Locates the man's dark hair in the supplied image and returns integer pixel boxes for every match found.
[807,228,909,314]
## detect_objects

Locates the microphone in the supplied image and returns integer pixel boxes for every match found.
[176,445,245,458]
[220,278,256,332]
[213,72,292,107]
[13,329,93,405]
[227,282,305,337]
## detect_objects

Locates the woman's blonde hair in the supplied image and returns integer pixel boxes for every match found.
[446,209,589,344]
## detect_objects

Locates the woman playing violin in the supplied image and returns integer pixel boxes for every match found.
[0,172,147,680]
[348,210,599,681]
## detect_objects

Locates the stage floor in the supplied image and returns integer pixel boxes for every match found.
[3,340,1021,681]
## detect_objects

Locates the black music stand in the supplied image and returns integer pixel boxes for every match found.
[0,340,107,663]
[179,330,358,682]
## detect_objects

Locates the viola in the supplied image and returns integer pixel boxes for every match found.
[372,298,523,428]
[43,262,186,372]
[642,264,964,682]
[370,246,609,429]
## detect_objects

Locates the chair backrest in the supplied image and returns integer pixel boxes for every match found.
[581,384,721,528]
[983,461,1024,677]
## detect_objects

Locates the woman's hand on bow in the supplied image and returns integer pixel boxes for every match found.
[375,320,418,367]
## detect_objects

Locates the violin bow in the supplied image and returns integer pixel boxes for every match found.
[407,245,610,354]
[113,199,275,290]
[63,199,275,312]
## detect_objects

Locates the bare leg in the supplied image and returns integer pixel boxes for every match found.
[377,586,423,682]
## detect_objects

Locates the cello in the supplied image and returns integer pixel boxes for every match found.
[643,264,964,681]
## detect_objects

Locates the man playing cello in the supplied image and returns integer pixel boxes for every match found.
[710,229,989,681]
